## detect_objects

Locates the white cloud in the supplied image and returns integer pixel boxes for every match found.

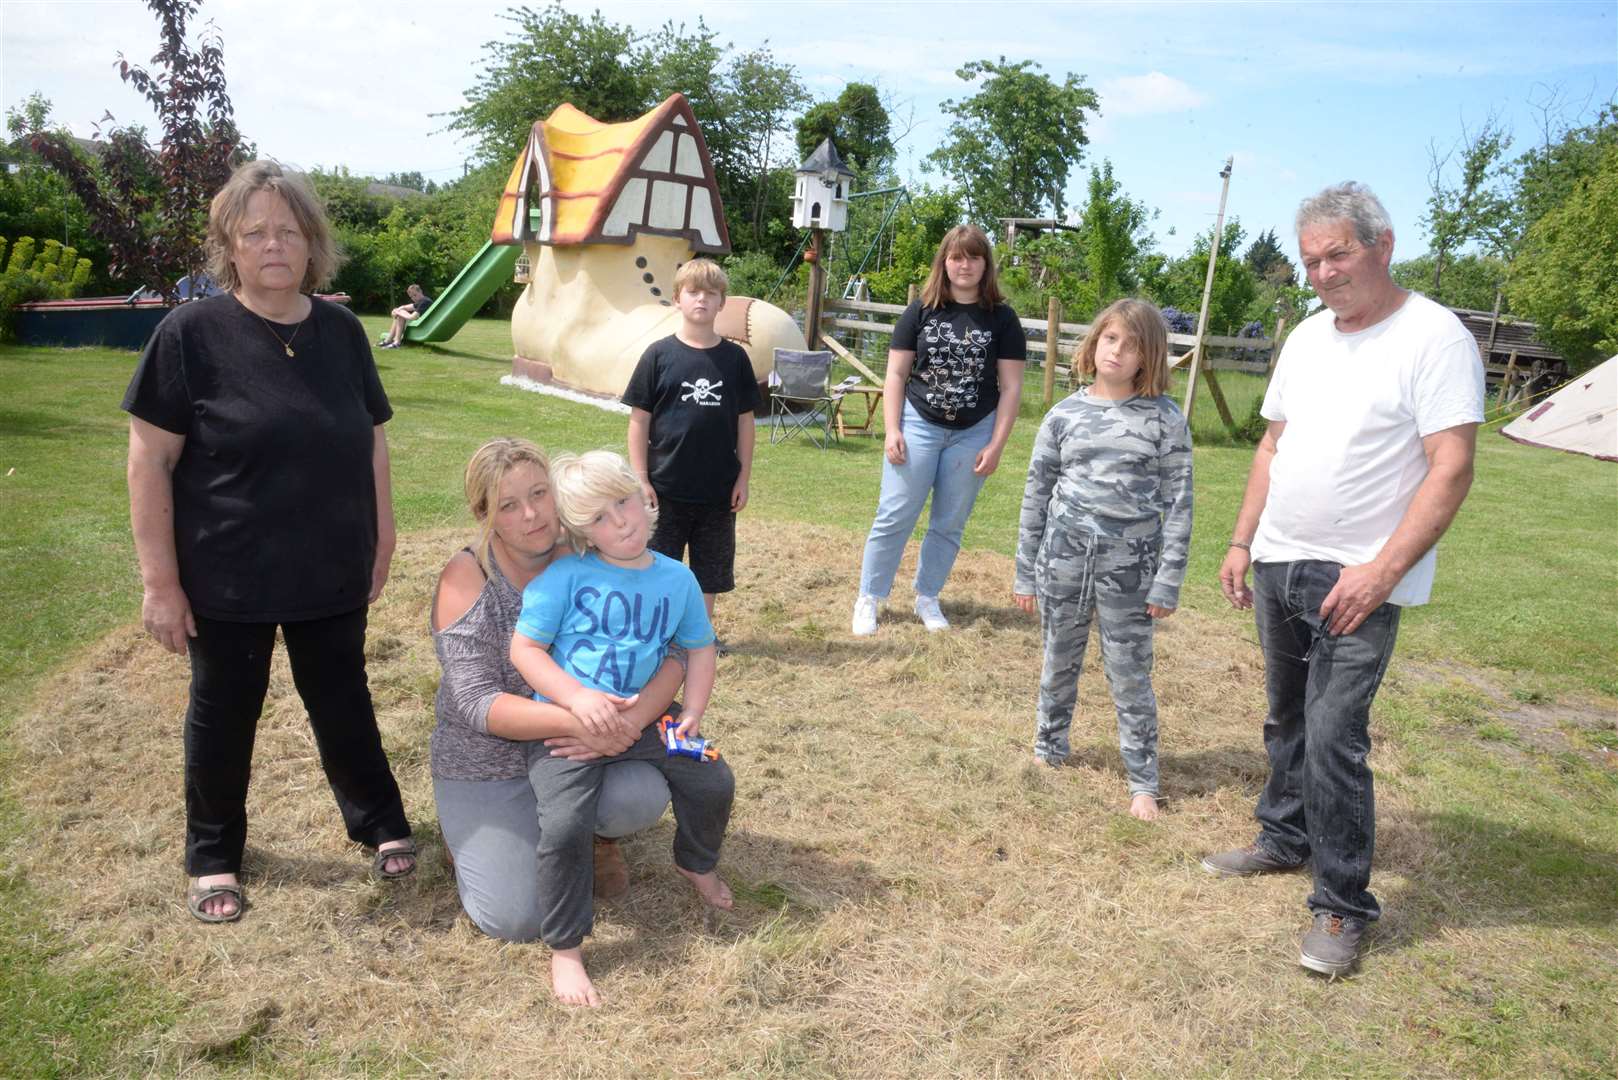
[1098,72,1207,116]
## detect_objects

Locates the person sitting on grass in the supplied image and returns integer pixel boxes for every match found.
[378,283,432,348]
[510,449,735,1008]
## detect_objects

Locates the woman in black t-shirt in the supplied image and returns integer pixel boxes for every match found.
[124,161,414,923]
[850,225,1027,636]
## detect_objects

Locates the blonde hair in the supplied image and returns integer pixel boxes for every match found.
[549,450,659,553]
[206,160,341,292]
[463,437,551,574]
[919,224,1004,310]
[673,258,728,300]
[1072,299,1171,397]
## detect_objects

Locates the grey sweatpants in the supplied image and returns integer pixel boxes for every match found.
[434,760,670,943]
[1034,531,1161,797]
[527,724,735,950]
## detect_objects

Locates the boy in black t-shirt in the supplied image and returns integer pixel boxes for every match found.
[623,259,760,643]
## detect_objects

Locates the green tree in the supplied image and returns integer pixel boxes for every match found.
[1507,141,1618,371]
[794,83,894,177]
[927,57,1099,226]
[862,187,966,304]
[1514,103,1617,232]
[1423,114,1514,298]
[1141,220,1258,336]
[1076,159,1154,313]
[381,170,427,192]
[26,0,244,298]
[1243,227,1295,285]
[725,46,809,248]
[638,19,731,189]
[1391,253,1509,311]
[447,3,644,163]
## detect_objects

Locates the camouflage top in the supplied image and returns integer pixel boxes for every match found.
[1014,388,1194,608]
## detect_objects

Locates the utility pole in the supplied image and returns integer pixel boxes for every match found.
[1183,156,1234,418]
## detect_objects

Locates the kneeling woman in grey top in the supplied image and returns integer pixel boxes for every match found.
[431,437,682,940]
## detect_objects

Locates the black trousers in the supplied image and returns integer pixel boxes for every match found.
[184,607,411,876]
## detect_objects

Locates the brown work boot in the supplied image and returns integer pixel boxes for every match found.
[593,836,629,900]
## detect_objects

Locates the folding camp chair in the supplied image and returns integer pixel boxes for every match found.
[769,349,837,448]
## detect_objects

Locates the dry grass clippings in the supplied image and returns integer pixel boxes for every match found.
[3,521,1569,1077]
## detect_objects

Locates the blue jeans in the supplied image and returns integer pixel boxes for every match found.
[859,401,995,599]
[433,761,669,942]
[1252,560,1401,923]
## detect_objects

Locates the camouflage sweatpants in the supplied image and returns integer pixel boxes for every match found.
[1033,530,1161,796]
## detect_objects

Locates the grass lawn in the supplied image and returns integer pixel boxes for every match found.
[1,318,1613,1076]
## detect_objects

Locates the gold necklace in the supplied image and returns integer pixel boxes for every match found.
[240,296,308,357]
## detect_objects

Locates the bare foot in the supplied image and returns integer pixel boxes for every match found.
[550,948,601,1007]
[676,865,734,910]
[1129,793,1160,821]
[192,873,241,919]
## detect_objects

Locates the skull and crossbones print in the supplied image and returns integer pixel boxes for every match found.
[680,378,724,405]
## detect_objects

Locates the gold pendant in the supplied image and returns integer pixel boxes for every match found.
[285,346,295,357]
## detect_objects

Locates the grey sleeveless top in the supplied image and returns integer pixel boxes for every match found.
[429,549,530,781]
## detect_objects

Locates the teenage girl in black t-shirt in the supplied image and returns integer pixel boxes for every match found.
[851,225,1028,636]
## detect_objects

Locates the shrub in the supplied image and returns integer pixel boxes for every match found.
[0,235,95,339]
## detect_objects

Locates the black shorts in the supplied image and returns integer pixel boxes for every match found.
[649,497,735,594]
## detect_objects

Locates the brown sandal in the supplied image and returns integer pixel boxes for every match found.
[372,838,418,880]
[186,881,244,923]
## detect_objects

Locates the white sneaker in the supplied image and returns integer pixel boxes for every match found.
[914,594,949,632]
[851,594,879,636]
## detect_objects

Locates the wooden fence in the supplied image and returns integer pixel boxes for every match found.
[816,296,1287,435]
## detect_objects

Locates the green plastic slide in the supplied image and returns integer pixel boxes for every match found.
[402,241,521,344]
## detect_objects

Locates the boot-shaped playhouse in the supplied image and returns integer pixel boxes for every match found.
[492,94,805,397]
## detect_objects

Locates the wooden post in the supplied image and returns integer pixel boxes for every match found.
[1183,156,1234,420]
[1042,296,1060,412]
[1484,287,1503,362]
[1265,315,1288,380]
[804,229,825,349]
[1201,367,1238,432]
[1499,349,1520,408]
[906,282,918,305]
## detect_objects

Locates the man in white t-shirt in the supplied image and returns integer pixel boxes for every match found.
[1201,182,1484,977]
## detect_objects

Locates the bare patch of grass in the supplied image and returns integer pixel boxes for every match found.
[7,522,1616,1076]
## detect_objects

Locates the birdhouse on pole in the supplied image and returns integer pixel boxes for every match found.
[792,138,854,232]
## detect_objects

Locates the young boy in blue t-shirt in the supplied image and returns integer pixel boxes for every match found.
[624,259,761,644]
[510,450,734,1008]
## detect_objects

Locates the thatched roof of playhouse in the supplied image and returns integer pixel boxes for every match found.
[491,93,730,253]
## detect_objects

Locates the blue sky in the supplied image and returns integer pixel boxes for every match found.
[4,0,1613,260]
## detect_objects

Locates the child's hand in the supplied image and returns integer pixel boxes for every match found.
[730,475,749,512]
[607,691,644,737]
[1013,592,1037,615]
[885,429,907,465]
[1147,603,1175,619]
[674,711,703,739]
[567,689,624,736]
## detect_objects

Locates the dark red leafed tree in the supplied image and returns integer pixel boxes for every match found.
[27,0,244,300]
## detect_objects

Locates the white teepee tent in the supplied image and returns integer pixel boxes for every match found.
[1501,354,1617,462]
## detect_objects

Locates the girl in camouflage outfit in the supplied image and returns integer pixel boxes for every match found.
[1013,299,1193,820]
